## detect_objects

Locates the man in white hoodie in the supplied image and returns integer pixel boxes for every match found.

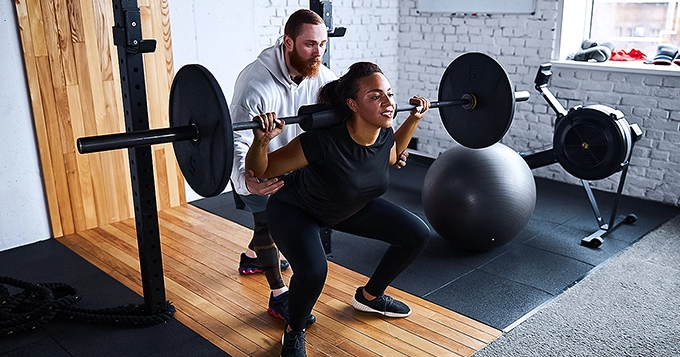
[229,9,337,326]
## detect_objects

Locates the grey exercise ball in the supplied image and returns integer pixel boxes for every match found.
[422,143,536,251]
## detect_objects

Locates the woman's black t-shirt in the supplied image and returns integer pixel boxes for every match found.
[274,122,393,226]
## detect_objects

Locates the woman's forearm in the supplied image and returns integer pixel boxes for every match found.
[245,137,270,177]
[394,114,421,155]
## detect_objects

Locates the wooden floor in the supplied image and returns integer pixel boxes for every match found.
[58,204,501,357]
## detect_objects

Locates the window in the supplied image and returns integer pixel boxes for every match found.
[556,0,680,61]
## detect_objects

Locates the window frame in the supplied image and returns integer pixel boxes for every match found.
[554,0,680,76]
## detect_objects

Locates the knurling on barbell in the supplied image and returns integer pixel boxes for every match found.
[76,52,529,197]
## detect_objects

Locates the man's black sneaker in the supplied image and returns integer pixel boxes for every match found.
[268,291,317,327]
[280,327,306,357]
[350,286,411,317]
[238,253,290,275]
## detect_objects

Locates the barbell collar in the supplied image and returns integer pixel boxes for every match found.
[77,125,198,154]
[460,94,477,110]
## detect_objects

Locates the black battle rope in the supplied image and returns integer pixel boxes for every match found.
[0,276,175,337]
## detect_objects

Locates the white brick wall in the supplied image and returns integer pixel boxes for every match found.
[253,0,679,206]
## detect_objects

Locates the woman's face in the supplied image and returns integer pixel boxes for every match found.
[348,73,396,128]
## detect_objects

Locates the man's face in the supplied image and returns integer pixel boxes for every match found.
[286,23,327,78]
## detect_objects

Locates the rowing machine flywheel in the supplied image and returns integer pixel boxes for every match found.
[553,105,634,181]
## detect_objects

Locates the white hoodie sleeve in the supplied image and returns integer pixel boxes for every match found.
[230,101,258,196]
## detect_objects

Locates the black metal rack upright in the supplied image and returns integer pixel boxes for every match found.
[310,0,346,69]
[111,0,167,314]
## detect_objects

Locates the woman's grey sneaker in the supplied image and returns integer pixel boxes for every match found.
[280,327,307,357]
[350,287,411,317]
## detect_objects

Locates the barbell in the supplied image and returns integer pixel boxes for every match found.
[77,52,530,197]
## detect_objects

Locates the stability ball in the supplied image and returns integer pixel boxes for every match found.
[422,143,536,251]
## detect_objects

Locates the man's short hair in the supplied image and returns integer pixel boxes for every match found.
[284,9,325,40]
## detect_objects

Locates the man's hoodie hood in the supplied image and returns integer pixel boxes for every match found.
[257,36,296,87]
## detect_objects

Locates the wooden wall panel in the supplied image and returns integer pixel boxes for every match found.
[15,0,186,237]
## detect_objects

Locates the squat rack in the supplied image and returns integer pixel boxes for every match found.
[107,0,346,313]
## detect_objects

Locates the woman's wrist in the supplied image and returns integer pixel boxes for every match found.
[253,136,270,147]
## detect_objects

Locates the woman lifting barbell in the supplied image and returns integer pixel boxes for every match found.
[245,61,432,357]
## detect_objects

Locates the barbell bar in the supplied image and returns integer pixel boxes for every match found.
[77,52,529,197]
[78,90,530,153]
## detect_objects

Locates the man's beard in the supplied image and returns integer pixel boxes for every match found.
[289,45,321,78]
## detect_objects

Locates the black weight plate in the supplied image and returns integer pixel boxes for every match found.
[170,64,232,197]
[439,52,515,148]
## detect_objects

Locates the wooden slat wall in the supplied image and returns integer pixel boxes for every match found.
[14,0,185,238]
[59,204,502,357]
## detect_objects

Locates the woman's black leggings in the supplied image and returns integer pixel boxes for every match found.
[267,196,431,331]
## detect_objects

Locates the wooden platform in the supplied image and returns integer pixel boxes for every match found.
[58,204,501,356]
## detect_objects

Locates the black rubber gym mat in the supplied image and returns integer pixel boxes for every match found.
[193,156,680,330]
